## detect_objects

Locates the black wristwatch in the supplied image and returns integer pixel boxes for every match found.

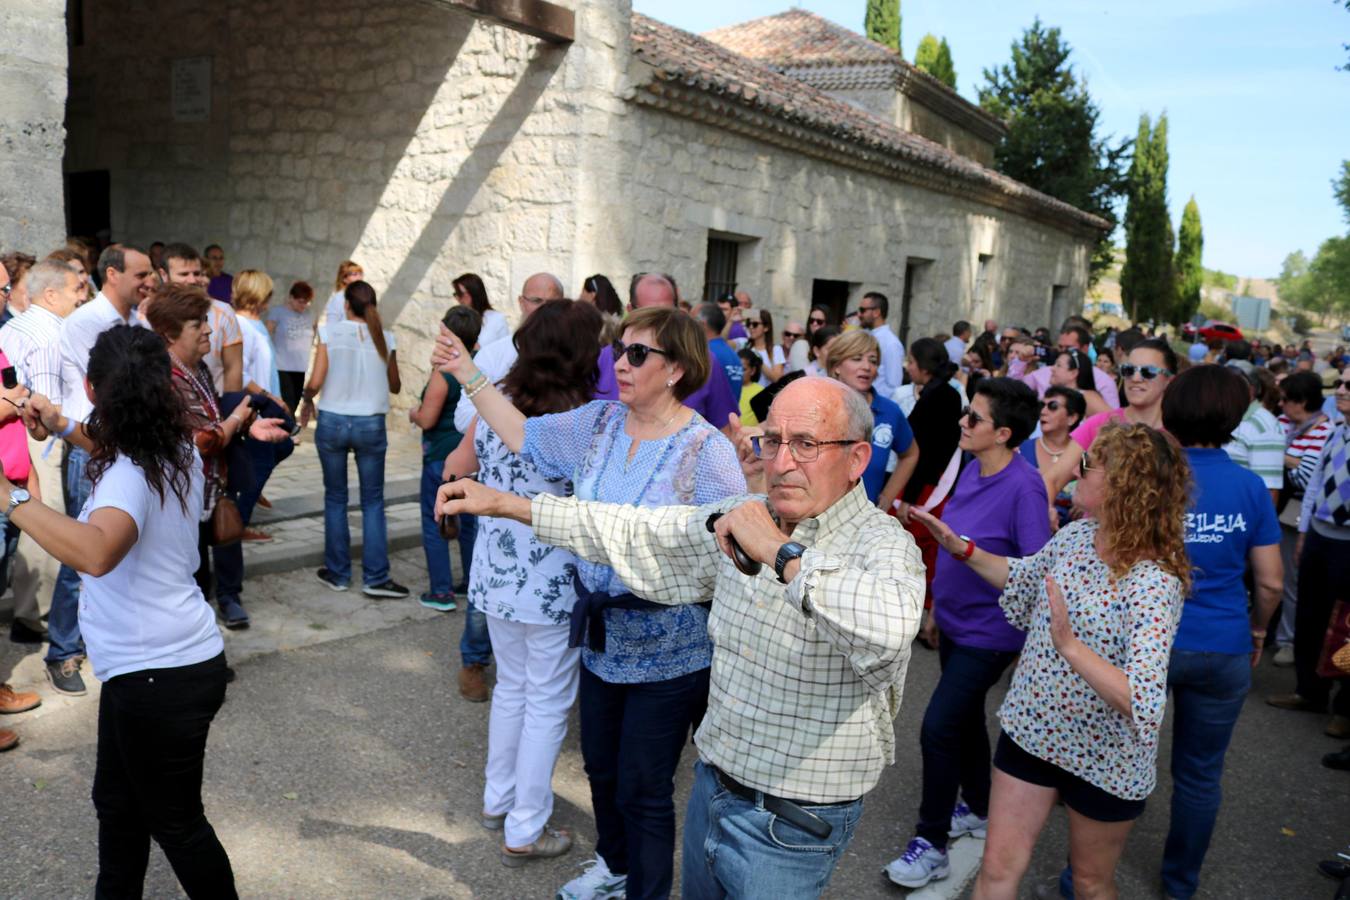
[774,541,808,583]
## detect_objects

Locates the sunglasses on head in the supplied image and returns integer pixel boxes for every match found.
[1119,363,1172,380]
[613,341,669,367]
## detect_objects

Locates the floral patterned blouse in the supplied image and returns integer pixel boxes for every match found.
[468,418,578,626]
[997,519,1184,801]
[521,400,746,684]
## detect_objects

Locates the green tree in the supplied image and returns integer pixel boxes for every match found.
[1175,196,1204,325]
[1334,159,1350,226]
[936,38,957,87]
[1120,112,1176,323]
[865,0,901,53]
[978,19,1130,283]
[915,33,957,87]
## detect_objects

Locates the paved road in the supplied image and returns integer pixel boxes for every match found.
[2,591,1345,899]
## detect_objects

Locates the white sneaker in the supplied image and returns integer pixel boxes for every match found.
[556,855,627,900]
[884,837,950,888]
[1273,645,1295,667]
[949,800,988,839]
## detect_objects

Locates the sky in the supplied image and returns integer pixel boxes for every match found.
[630,0,1350,278]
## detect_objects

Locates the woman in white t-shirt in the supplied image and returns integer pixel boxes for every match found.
[9,325,236,897]
[299,281,406,598]
[740,307,785,384]
[453,272,510,348]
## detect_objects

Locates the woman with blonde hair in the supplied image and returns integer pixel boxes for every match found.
[323,259,365,327]
[823,329,916,506]
[911,423,1190,900]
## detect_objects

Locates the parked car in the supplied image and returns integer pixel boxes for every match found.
[1182,320,1244,343]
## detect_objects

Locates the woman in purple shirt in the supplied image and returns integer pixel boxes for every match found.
[886,377,1050,890]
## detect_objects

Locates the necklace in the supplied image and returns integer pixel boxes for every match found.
[169,351,220,423]
[1039,436,1070,462]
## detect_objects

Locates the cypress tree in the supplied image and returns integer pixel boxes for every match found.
[865,0,901,53]
[1120,113,1175,324]
[1175,197,1204,325]
[915,33,941,74]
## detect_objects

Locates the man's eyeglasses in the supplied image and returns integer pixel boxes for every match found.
[613,342,669,368]
[1119,364,1172,380]
[1040,400,1063,412]
[960,405,986,427]
[783,331,803,340]
[519,294,549,306]
[751,435,855,462]
[858,305,878,313]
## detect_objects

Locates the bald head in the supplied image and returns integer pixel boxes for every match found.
[769,377,871,442]
[630,273,677,310]
[762,377,873,526]
[522,272,565,302]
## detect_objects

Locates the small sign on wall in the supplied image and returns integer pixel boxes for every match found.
[171,57,212,123]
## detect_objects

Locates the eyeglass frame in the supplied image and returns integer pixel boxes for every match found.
[1040,399,1064,412]
[612,341,670,368]
[960,405,987,427]
[782,330,804,340]
[751,434,858,462]
[1118,363,1173,380]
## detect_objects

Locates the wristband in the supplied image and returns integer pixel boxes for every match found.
[59,418,77,438]
[955,535,976,562]
[464,370,486,390]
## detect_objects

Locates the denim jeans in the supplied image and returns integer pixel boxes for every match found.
[93,652,236,899]
[915,634,1019,849]
[579,665,709,900]
[418,460,476,597]
[47,444,92,663]
[214,437,295,603]
[315,412,388,586]
[0,514,18,596]
[682,760,864,900]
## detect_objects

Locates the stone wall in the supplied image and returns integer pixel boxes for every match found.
[899,97,996,169]
[0,0,68,255]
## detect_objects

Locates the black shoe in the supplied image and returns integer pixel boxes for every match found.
[218,596,251,630]
[1321,860,1350,880]
[363,580,410,599]
[315,568,349,592]
[9,620,48,644]
[1323,746,1350,771]
[224,666,236,684]
[45,658,87,696]
[454,581,470,594]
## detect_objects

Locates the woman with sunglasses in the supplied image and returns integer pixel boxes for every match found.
[884,378,1049,890]
[823,330,916,506]
[453,272,510,348]
[1020,386,1086,529]
[741,307,784,384]
[1051,348,1109,417]
[911,423,1190,900]
[432,306,744,900]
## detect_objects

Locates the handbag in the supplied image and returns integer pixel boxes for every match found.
[1316,599,1350,679]
[210,480,244,546]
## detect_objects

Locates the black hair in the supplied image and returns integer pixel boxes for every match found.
[96,243,149,278]
[1043,385,1087,430]
[1162,364,1250,447]
[810,325,841,355]
[737,346,763,382]
[1059,324,1092,350]
[1280,370,1325,411]
[809,305,833,326]
[442,305,482,350]
[973,376,1040,448]
[158,242,200,271]
[863,291,889,318]
[1058,348,1096,392]
[583,274,622,318]
[696,302,726,335]
[909,337,958,382]
[84,326,196,513]
[452,272,493,314]
[953,319,971,337]
[1225,338,1252,360]
[1130,337,1178,374]
[501,300,601,417]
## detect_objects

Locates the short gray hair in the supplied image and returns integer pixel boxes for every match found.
[839,380,874,441]
[25,259,78,300]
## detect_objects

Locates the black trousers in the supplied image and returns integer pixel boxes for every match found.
[92,652,237,900]
[1294,529,1350,715]
[277,371,305,415]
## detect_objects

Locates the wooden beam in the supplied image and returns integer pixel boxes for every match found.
[440,0,574,44]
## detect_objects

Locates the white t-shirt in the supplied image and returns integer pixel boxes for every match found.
[316,321,397,416]
[238,315,276,394]
[753,345,786,386]
[478,309,511,348]
[77,452,222,681]
[59,292,138,424]
[871,325,906,397]
[324,290,347,327]
[944,335,968,368]
[452,333,518,432]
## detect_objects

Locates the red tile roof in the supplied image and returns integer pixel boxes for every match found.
[703,8,899,68]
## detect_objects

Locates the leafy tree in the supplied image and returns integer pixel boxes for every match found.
[915,34,957,87]
[978,18,1130,283]
[1120,112,1175,323]
[936,38,957,87]
[865,0,901,53]
[1175,197,1204,325]
[1334,159,1350,226]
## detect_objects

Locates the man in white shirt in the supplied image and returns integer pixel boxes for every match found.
[782,319,809,374]
[859,291,906,397]
[1021,324,1120,409]
[0,261,83,645]
[47,244,155,696]
[944,321,971,368]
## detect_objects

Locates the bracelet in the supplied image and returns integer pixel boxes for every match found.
[465,377,489,400]
[1251,629,1268,638]
[463,370,486,391]
[59,418,77,438]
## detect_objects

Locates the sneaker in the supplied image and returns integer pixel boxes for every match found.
[218,596,251,630]
[949,800,988,839]
[883,837,950,889]
[0,683,41,714]
[557,855,627,900]
[419,592,458,612]
[502,824,573,868]
[1272,645,1295,667]
[45,658,87,696]
[315,568,349,592]
[363,580,410,599]
[9,620,47,644]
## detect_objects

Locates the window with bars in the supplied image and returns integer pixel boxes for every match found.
[973,254,993,304]
[703,237,739,302]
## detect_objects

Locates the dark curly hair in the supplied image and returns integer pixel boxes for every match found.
[84,326,196,513]
[499,300,602,416]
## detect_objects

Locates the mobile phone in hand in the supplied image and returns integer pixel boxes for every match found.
[247,393,267,410]
[1,367,16,390]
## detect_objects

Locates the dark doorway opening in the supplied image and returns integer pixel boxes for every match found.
[901,258,934,348]
[811,278,851,325]
[64,169,110,239]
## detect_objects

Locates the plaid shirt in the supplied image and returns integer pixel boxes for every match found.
[532,481,925,803]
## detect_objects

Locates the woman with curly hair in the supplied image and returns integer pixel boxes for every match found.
[911,423,1191,900]
[10,325,238,897]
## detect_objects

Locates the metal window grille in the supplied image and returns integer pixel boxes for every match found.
[703,238,739,302]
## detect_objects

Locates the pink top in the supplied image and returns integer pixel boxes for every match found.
[0,350,31,484]
[1070,408,1128,452]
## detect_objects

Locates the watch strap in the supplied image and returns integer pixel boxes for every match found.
[774,541,807,583]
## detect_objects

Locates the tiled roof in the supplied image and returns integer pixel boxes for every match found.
[629,14,1109,235]
[702,8,898,68]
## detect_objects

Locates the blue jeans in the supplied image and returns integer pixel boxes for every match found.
[682,760,863,900]
[418,460,475,597]
[916,635,1019,849]
[47,445,92,663]
[579,665,709,899]
[214,436,295,603]
[315,412,388,587]
[1056,650,1251,900]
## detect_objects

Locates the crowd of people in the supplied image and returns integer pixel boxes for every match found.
[0,234,1347,899]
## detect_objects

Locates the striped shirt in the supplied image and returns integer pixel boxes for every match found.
[1279,413,1334,494]
[0,305,65,400]
[1225,401,1284,491]
[531,482,925,803]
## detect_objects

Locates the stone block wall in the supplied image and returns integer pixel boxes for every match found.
[0,0,68,255]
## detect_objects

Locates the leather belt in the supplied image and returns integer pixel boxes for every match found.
[711,766,838,840]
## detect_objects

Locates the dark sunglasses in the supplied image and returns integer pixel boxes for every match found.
[1119,363,1172,380]
[745,320,764,328]
[1040,399,1064,412]
[1081,451,1096,473]
[808,317,827,325]
[960,405,986,427]
[614,342,669,367]
[783,331,803,340]
[1332,379,1350,391]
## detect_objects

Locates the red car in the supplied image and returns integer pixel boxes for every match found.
[1182,320,1244,343]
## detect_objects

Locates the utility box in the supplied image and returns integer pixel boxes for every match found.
[1231,295,1270,332]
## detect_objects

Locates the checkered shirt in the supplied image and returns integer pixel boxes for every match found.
[532,481,925,803]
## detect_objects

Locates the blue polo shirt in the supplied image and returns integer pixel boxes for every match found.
[1178,448,1281,654]
[861,391,912,503]
[708,338,744,402]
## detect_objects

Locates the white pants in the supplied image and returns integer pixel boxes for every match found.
[10,435,63,629]
[483,615,580,848]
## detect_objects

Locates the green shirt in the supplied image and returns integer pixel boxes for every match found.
[420,373,464,464]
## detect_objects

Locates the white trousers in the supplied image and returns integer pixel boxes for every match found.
[482,615,580,848]
[10,435,64,628]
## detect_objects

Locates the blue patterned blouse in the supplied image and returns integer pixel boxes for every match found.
[468,419,579,626]
[521,400,746,683]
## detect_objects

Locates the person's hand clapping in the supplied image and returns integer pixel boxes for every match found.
[431,324,477,383]
[1045,574,1078,656]
[23,393,57,439]
[908,507,963,555]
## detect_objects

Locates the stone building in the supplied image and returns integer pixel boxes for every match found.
[0,0,1105,403]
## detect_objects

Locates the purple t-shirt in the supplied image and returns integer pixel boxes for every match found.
[683,357,737,429]
[594,345,619,401]
[728,322,748,342]
[207,273,233,304]
[932,453,1052,651]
